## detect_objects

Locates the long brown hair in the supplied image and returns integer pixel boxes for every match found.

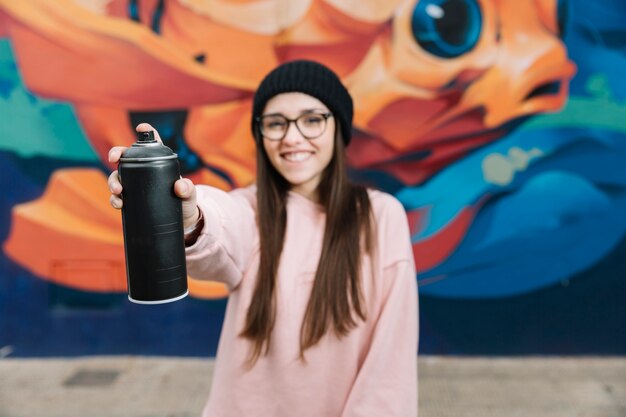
[240,125,374,364]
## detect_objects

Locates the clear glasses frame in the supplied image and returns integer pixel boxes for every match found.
[256,112,333,141]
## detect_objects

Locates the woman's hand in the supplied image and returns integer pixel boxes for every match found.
[107,123,201,229]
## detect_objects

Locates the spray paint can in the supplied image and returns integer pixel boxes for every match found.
[119,131,188,304]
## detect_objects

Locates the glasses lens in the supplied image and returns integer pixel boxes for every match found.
[260,115,288,140]
[296,114,327,139]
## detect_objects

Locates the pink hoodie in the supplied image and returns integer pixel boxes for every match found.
[186,185,418,417]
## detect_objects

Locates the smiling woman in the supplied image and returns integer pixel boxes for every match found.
[107,59,419,417]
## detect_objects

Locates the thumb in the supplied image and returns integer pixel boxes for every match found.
[175,178,195,199]
[175,178,200,226]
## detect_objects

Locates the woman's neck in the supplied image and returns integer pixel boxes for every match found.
[290,184,320,204]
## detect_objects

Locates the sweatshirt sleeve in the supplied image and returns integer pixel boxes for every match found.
[342,193,419,417]
[184,185,257,291]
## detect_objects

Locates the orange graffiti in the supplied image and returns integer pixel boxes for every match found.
[0,0,575,298]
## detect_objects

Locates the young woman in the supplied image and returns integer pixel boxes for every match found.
[108,60,418,416]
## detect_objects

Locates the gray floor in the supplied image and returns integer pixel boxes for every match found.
[0,356,624,417]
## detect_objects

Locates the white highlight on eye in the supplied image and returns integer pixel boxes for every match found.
[482,147,544,186]
[426,4,444,19]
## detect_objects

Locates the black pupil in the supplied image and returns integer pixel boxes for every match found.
[435,0,470,47]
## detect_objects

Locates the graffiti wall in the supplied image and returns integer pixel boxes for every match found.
[1,0,625,357]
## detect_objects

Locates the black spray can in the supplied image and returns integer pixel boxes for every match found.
[119,131,188,304]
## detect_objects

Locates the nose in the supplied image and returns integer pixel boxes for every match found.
[281,120,306,145]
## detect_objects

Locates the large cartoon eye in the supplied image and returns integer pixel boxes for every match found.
[411,0,482,58]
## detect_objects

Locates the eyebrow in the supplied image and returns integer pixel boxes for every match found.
[262,108,328,117]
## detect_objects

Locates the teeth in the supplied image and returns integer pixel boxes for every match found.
[284,152,311,162]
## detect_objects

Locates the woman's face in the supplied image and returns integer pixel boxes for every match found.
[261,92,336,201]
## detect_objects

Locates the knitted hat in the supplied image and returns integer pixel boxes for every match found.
[251,60,354,146]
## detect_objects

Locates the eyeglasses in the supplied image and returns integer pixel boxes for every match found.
[256,112,333,141]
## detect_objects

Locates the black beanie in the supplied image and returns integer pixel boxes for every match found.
[251,60,354,146]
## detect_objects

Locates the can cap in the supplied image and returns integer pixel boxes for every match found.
[137,130,157,143]
[120,131,178,161]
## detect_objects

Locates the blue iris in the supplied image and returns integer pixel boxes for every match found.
[411,0,482,58]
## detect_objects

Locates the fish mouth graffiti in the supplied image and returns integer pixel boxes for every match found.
[345,0,576,185]
[0,0,576,299]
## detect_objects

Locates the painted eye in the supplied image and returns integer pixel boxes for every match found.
[557,0,568,37]
[411,0,482,58]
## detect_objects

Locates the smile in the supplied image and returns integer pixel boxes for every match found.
[282,151,313,162]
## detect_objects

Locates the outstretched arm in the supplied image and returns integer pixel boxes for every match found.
[184,185,257,291]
